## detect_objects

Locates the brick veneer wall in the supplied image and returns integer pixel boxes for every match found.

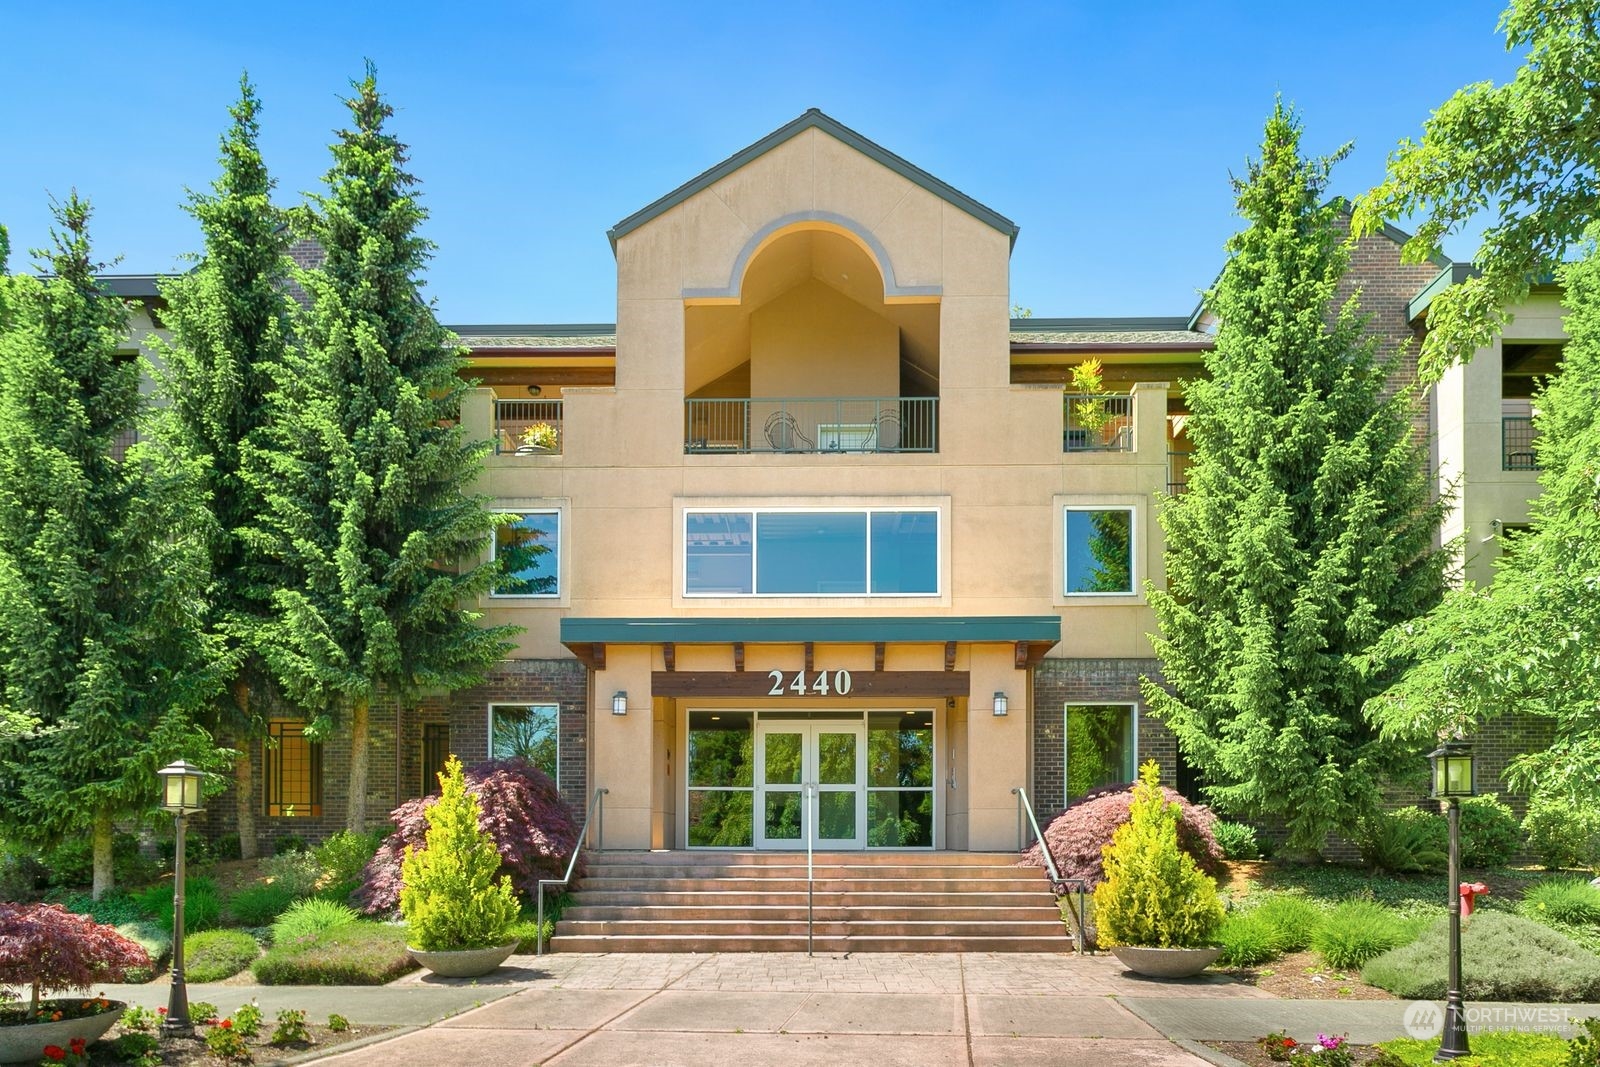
[1031,658,1177,822]
[1337,225,1444,438]
[197,658,590,851]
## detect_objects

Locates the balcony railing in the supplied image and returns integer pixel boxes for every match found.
[684,397,938,454]
[1064,393,1134,452]
[1503,415,1540,470]
[494,399,564,455]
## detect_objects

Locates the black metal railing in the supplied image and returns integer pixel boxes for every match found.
[495,399,564,455]
[684,396,938,454]
[1064,393,1134,452]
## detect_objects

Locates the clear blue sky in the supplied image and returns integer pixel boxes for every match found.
[1,1,1519,324]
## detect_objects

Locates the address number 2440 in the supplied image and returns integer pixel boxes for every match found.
[766,669,853,696]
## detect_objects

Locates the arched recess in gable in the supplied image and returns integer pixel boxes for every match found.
[682,216,942,453]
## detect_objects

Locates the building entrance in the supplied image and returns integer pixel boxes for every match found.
[755,717,865,849]
[683,708,937,850]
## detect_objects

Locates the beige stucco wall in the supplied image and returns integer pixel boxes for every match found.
[1435,294,1566,587]
[466,125,1173,848]
[750,279,898,398]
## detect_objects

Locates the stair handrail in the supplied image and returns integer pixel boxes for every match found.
[535,786,607,957]
[1013,785,1087,956]
[805,781,816,957]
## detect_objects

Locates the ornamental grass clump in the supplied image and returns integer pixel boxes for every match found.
[0,902,150,1013]
[1092,761,1224,948]
[400,756,520,952]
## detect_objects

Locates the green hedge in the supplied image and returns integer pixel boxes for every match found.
[184,929,261,982]
[251,922,415,985]
[1362,912,1600,1002]
[116,921,171,983]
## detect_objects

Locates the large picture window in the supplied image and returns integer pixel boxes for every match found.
[489,704,558,782]
[685,508,938,597]
[1064,507,1135,595]
[492,511,560,597]
[1064,704,1137,803]
[264,720,322,818]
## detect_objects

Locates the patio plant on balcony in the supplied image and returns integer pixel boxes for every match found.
[400,756,520,978]
[1094,761,1225,978]
[518,422,558,454]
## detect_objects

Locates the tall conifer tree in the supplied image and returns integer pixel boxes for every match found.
[0,196,217,896]
[1144,104,1451,853]
[152,76,293,859]
[245,66,514,831]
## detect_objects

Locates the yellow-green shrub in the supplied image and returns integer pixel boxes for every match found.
[1093,761,1224,948]
[400,756,519,951]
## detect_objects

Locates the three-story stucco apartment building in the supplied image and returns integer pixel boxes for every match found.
[113,110,1562,854]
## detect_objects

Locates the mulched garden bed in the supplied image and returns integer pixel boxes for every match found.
[82,1019,394,1066]
[1216,949,1396,1000]
[1206,1038,1393,1065]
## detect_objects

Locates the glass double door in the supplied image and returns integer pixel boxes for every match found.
[755,719,864,849]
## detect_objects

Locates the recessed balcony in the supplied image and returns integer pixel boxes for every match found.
[1063,392,1134,452]
[684,397,938,454]
[494,398,565,455]
[1502,414,1540,471]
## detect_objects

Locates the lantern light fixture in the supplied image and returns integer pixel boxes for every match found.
[993,691,1008,717]
[612,691,628,716]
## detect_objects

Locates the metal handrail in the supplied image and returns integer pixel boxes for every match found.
[805,781,816,957]
[535,786,607,956]
[1014,786,1087,956]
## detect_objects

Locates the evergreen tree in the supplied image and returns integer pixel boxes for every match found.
[244,66,515,831]
[0,195,218,896]
[1144,104,1452,854]
[1366,228,1600,806]
[152,76,295,860]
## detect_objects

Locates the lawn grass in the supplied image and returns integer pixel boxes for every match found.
[252,922,416,985]
[1375,1030,1568,1066]
[184,929,262,982]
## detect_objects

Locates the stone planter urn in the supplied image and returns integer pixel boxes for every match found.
[0,1000,126,1065]
[407,941,518,979]
[1109,945,1221,979]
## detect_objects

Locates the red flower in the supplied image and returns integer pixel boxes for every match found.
[69,1038,85,1054]
[42,1047,66,1062]
[157,1007,167,1015]
[221,1019,233,1029]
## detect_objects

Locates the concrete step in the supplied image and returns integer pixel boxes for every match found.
[580,863,1037,880]
[563,904,1062,922]
[557,918,1069,938]
[585,851,1029,867]
[549,933,1075,953]
[574,876,1046,894]
[569,890,1057,909]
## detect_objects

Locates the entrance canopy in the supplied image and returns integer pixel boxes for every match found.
[561,615,1061,671]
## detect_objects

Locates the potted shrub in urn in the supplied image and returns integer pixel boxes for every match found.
[401,755,521,978]
[0,903,149,1064]
[1095,760,1226,978]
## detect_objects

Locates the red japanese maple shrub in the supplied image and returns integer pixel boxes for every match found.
[356,757,582,914]
[0,902,151,1013]
[1020,782,1223,886]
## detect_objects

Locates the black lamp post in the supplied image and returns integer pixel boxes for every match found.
[157,760,205,1037]
[1428,739,1476,1062]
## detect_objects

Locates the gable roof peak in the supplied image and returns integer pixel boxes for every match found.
[608,109,1018,251]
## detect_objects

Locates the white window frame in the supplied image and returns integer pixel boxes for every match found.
[489,508,562,599]
[1062,505,1137,597]
[1062,702,1139,808]
[683,506,941,599]
[487,703,560,785]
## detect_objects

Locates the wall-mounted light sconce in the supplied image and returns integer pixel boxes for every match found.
[528,385,543,397]
[993,691,1008,717]
[612,691,628,715]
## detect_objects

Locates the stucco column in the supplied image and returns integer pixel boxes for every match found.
[964,643,1032,850]
[590,645,655,849]
[461,387,494,448]
[1132,381,1169,456]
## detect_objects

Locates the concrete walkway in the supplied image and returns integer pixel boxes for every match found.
[104,955,1600,1065]
[321,953,1264,1066]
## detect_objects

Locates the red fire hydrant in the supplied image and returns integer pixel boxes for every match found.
[1460,882,1490,917]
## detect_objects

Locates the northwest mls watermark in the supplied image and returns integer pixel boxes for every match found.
[1404,1001,1576,1038]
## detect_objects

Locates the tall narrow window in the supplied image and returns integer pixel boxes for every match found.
[264,720,322,818]
[421,723,451,795]
[1063,704,1137,803]
[489,704,558,782]
[1064,507,1135,594]
[492,511,560,597]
